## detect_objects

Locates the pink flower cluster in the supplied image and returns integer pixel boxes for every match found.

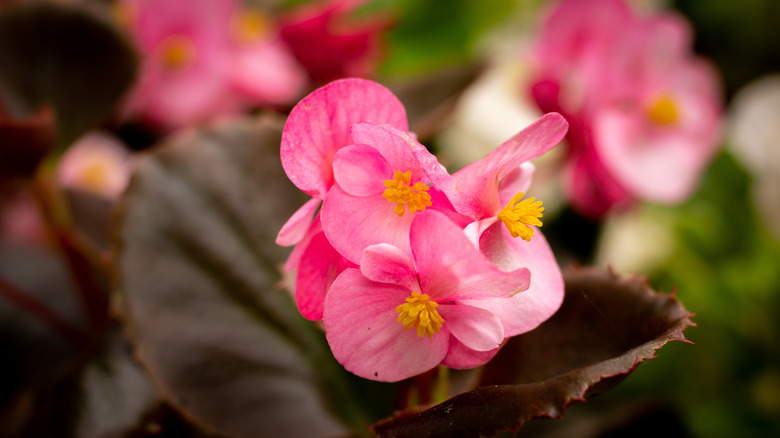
[530,0,722,217]
[277,79,568,382]
[120,0,307,130]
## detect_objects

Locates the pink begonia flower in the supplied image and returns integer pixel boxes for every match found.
[122,0,305,130]
[279,0,388,84]
[442,113,568,241]
[277,79,408,320]
[320,121,455,265]
[57,132,131,199]
[276,78,408,248]
[323,210,531,382]
[438,113,568,367]
[529,0,722,217]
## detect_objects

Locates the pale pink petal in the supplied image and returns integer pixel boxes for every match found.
[323,269,449,382]
[360,244,418,291]
[497,162,536,206]
[438,304,503,352]
[230,38,306,105]
[321,185,415,264]
[282,215,322,272]
[332,144,390,197]
[442,337,502,369]
[464,222,564,337]
[276,197,321,246]
[594,108,704,203]
[349,122,448,185]
[443,113,568,219]
[410,210,530,302]
[296,231,356,320]
[280,79,408,197]
[462,217,499,248]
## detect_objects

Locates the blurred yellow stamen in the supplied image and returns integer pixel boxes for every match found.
[232,10,272,43]
[498,192,544,242]
[648,95,680,126]
[396,292,444,338]
[157,35,196,72]
[382,170,432,217]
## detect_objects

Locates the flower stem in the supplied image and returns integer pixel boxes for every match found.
[0,275,88,348]
[31,165,110,333]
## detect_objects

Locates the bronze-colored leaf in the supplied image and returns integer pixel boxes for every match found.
[114,116,370,438]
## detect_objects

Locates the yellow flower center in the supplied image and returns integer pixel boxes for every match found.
[157,35,196,72]
[647,94,680,126]
[396,292,444,338]
[231,10,272,43]
[498,192,544,242]
[382,170,432,217]
[77,160,110,193]
[232,10,273,44]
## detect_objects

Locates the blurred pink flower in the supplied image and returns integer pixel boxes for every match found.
[279,0,388,84]
[530,0,722,217]
[122,0,305,130]
[323,210,530,382]
[56,131,131,199]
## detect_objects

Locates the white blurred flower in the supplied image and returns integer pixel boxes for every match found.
[729,74,780,240]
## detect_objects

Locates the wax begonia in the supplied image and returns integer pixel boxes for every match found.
[121,0,305,130]
[529,0,722,217]
[323,210,530,382]
[276,78,409,247]
[277,78,408,320]
[278,78,567,380]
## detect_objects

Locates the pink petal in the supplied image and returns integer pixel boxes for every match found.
[442,337,502,369]
[410,210,530,302]
[280,79,408,198]
[594,107,705,203]
[320,185,415,264]
[464,222,564,337]
[230,38,307,105]
[349,122,449,185]
[276,197,321,246]
[360,244,419,291]
[443,113,568,219]
[438,304,503,352]
[497,162,536,206]
[323,269,449,382]
[565,144,632,218]
[332,144,391,197]
[296,231,356,320]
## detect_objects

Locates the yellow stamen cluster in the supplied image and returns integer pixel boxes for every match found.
[157,35,196,72]
[78,160,110,192]
[498,192,544,242]
[647,95,680,126]
[396,292,444,338]
[382,170,432,217]
[232,10,272,43]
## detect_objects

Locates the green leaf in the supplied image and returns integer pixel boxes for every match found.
[370,267,694,437]
[114,116,372,438]
[0,1,137,149]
